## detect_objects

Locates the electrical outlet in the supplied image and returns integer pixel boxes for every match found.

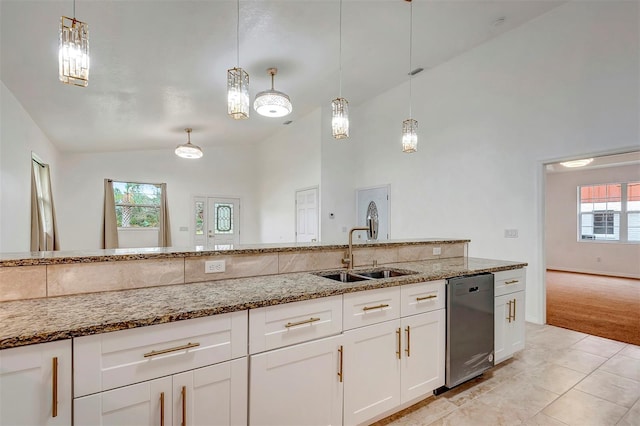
[504,229,519,238]
[433,247,442,255]
[205,260,226,273]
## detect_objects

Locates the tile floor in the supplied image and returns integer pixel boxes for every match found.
[377,322,640,426]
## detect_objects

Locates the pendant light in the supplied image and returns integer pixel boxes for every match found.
[59,0,90,87]
[227,0,249,119]
[175,128,203,159]
[254,68,292,118]
[331,0,349,139]
[402,0,417,153]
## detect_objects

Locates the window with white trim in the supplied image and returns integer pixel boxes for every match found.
[578,182,640,242]
[113,181,161,228]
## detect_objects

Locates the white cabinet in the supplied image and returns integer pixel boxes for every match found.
[494,269,526,364]
[0,340,72,426]
[250,335,343,426]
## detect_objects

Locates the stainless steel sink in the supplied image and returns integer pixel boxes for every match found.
[316,268,415,283]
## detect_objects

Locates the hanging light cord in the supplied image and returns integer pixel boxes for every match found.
[339,0,343,98]
[409,0,413,119]
[73,0,76,18]
[236,0,240,67]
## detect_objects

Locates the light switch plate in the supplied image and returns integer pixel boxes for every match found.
[432,247,442,255]
[205,260,226,273]
[504,229,519,238]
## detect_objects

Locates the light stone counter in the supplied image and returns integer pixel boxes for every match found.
[0,257,526,350]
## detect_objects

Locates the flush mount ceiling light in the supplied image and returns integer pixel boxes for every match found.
[227,0,249,119]
[175,128,203,159]
[331,0,349,139]
[59,0,90,87]
[560,158,594,168]
[254,68,292,118]
[401,0,417,153]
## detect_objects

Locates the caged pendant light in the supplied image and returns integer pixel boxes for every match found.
[401,0,417,153]
[59,0,90,87]
[227,0,249,119]
[254,68,292,118]
[331,0,349,139]
[175,128,203,159]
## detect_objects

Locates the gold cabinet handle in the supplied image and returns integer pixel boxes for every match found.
[181,386,187,426]
[505,280,519,285]
[363,303,389,312]
[405,326,411,357]
[337,345,343,383]
[506,300,512,323]
[396,328,401,359]
[512,299,517,321]
[416,295,436,301]
[52,357,58,418]
[285,317,321,328]
[160,392,165,426]
[143,342,200,358]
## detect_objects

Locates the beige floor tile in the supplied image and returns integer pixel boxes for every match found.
[571,335,626,358]
[550,348,608,374]
[380,397,458,426]
[476,376,559,423]
[427,400,519,426]
[439,373,502,407]
[514,343,555,367]
[616,398,640,426]
[527,326,588,350]
[523,412,568,426]
[521,362,587,395]
[599,354,640,382]
[575,369,640,408]
[543,389,628,426]
[619,344,640,361]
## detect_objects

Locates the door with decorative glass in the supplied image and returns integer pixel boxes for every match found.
[193,197,240,249]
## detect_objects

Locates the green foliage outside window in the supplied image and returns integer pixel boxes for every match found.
[113,182,160,228]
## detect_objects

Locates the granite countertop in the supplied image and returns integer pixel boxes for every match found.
[0,257,526,350]
[0,238,470,267]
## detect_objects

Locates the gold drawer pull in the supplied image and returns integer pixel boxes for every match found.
[160,392,165,426]
[337,345,343,383]
[52,357,58,418]
[181,386,187,426]
[363,303,389,312]
[506,300,512,323]
[505,280,519,285]
[144,342,200,358]
[416,295,437,301]
[396,328,401,359]
[405,326,411,357]
[285,317,321,328]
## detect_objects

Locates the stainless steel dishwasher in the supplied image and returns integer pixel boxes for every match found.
[441,273,495,391]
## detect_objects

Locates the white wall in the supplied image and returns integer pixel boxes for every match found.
[56,144,260,250]
[546,164,640,278]
[0,81,60,252]
[256,108,322,243]
[332,0,639,323]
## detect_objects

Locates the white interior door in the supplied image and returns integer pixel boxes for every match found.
[206,197,240,248]
[356,185,389,240]
[295,187,319,243]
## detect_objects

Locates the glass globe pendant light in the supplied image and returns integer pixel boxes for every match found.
[175,128,203,159]
[254,68,292,118]
[331,0,349,139]
[401,0,417,153]
[227,0,249,119]
[59,0,90,87]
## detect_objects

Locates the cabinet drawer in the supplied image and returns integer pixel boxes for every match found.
[343,286,400,330]
[494,268,526,297]
[74,311,248,397]
[401,280,445,317]
[249,295,342,354]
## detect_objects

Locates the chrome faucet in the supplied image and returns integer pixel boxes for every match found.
[342,225,371,270]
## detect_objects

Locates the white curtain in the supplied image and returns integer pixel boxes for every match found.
[158,183,172,247]
[101,179,119,249]
[30,160,59,251]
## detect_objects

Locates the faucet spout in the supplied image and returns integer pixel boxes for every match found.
[343,226,370,270]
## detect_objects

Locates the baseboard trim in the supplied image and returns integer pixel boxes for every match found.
[546,267,640,280]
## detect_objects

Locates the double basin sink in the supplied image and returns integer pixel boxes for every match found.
[316,268,415,283]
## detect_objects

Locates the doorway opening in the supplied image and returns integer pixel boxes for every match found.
[295,186,319,243]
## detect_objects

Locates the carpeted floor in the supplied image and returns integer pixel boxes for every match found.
[546,270,640,345]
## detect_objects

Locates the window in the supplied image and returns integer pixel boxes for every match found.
[113,182,161,228]
[578,182,639,243]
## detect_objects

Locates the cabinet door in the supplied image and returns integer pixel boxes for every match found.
[250,335,343,426]
[74,376,172,425]
[508,291,525,356]
[0,340,71,426]
[494,294,510,364]
[401,310,445,404]
[173,358,247,426]
[343,320,401,426]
